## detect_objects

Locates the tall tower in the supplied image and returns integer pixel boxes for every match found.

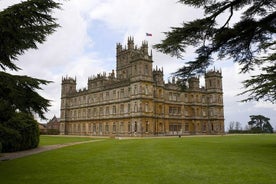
[205,70,223,93]
[60,77,76,135]
[116,37,153,81]
[61,77,76,97]
[205,69,224,134]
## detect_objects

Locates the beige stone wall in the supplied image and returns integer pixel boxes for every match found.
[60,39,224,136]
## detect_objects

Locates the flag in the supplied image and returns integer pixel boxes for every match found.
[146,33,152,36]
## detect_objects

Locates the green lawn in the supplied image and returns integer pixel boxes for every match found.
[39,135,96,146]
[0,135,275,184]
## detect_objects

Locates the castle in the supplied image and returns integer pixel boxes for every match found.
[60,37,224,136]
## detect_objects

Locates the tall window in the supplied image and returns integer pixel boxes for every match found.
[113,123,116,132]
[88,108,91,118]
[128,122,131,132]
[159,105,162,114]
[120,88,124,98]
[99,107,103,116]
[93,123,96,133]
[134,122,137,132]
[120,104,124,114]
[145,121,149,132]
[128,103,131,113]
[145,103,149,112]
[145,85,149,95]
[99,123,102,133]
[134,102,138,112]
[93,108,97,117]
[169,92,172,100]
[106,91,109,100]
[112,106,116,115]
[145,64,148,75]
[113,90,116,99]
[105,123,109,133]
[105,106,109,115]
[99,93,103,101]
[120,122,124,133]
[134,85,137,94]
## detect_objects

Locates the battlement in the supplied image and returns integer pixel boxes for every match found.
[205,68,222,77]
[86,69,129,91]
[205,68,223,91]
[153,66,163,73]
[62,76,76,84]
[116,36,152,59]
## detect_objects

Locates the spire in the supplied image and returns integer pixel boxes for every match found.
[127,36,134,50]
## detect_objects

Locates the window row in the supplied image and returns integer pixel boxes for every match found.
[68,102,151,118]
[67,85,152,106]
[67,121,149,133]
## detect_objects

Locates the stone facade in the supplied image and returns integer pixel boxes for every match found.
[46,115,60,130]
[60,37,224,136]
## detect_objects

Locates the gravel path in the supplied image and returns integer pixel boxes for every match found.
[0,140,102,161]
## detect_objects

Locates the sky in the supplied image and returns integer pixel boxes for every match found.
[0,0,275,130]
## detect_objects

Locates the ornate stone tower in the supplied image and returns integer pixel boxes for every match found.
[188,76,200,90]
[153,66,164,86]
[205,69,224,133]
[60,77,76,134]
[205,69,223,93]
[116,37,153,81]
[61,77,76,97]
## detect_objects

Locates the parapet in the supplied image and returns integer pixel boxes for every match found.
[62,76,76,84]
[116,36,152,60]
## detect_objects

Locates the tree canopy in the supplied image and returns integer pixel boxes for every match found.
[154,0,276,103]
[0,0,60,119]
[248,115,274,133]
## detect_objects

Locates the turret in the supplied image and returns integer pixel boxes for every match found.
[153,66,164,86]
[188,76,199,90]
[127,36,134,50]
[141,41,148,55]
[116,36,153,82]
[205,69,222,92]
[61,76,76,97]
[116,43,122,55]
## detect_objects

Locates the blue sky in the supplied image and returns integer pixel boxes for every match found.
[0,0,275,130]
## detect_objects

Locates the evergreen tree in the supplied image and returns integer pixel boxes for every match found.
[0,0,60,152]
[248,115,273,133]
[0,0,60,119]
[154,0,276,103]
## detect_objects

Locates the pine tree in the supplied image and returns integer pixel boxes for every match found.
[154,0,276,103]
[0,0,60,152]
[0,0,60,119]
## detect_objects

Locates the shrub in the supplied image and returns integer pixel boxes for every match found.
[0,112,39,152]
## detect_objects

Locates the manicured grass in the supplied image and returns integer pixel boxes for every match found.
[0,135,275,184]
[39,135,96,146]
